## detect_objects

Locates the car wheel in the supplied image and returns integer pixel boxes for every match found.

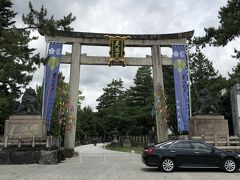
[223,158,237,173]
[160,158,175,172]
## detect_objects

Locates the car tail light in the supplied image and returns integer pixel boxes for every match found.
[145,148,153,155]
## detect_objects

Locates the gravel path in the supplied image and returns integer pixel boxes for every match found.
[0,144,239,180]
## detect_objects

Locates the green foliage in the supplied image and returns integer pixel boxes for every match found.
[96,79,126,136]
[94,67,155,137]
[22,2,76,36]
[192,0,240,134]
[0,0,75,134]
[0,0,40,99]
[189,46,227,111]
[76,106,98,141]
[0,0,40,131]
[125,66,154,135]
[0,0,16,32]
[189,45,234,133]
[229,63,240,84]
[194,0,240,59]
[218,63,240,134]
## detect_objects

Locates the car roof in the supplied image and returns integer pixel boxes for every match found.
[156,139,206,144]
[154,139,215,149]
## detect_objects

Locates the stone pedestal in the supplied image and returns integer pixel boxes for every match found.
[4,115,47,139]
[189,115,229,137]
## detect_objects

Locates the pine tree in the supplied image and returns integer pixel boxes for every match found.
[193,0,240,135]
[22,2,76,36]
[0,0,40,130]
[189,46,226,110]
[229,64,240,84]
[76,106,98,142]
[96,79,126,136]
[125,66,154,135]
[194,0,240,60]
[0,0,76,133]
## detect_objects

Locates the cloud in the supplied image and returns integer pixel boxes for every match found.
[11,0,237,109]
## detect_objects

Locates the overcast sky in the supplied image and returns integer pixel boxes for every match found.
[12,0,239,109]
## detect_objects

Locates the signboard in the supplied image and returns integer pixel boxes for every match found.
[105,35,130,66]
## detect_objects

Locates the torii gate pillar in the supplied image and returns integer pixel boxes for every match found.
[64,42,81,155]
[152,45,168,142]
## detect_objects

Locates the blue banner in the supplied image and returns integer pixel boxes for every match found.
[43,42,63,131]
[172,45,189,131]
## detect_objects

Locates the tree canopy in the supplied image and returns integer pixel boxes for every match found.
[0,0,76,133]
[194,0,240,59]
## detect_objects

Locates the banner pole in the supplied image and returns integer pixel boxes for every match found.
[186,45,192,118]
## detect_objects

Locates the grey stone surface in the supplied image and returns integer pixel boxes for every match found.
[64,42,81,151]
[231,83,240,136]
[38,150,58,164]
[189,115,229,137]
[57,148,65,162]
[9,115,42,120]
[192,115,224,120]
[4,115,47,139]
[0,151,10,164]
[0,144,239,180]
[152,45,168,142]
[61,54,173,66]
[11,151,37,164]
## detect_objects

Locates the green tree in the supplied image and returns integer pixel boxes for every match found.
[193,0,240,134]
[189,46,227,111]
[125,66,154,136]
[218,63,240,135]
[0,0,75,133]
[229,64,240,84]
[194,0,240,59]
[22,2,76,36]
[96,79,126,136]
[76,106,98,142]
[0,0,40,130]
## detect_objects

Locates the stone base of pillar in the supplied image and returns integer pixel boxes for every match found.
[64,149,74,158]
[189,115,229,137]
[4,115,47,139]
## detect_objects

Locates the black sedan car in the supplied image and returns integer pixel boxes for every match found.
[142,140,240,173]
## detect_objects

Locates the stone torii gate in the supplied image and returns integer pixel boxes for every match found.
[45,30,194,155]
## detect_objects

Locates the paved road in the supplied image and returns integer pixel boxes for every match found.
[0,144,240,180]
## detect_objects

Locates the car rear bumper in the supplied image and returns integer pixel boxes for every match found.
[142,155,160,167]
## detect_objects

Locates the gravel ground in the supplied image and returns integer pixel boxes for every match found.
[0,144,239,180]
